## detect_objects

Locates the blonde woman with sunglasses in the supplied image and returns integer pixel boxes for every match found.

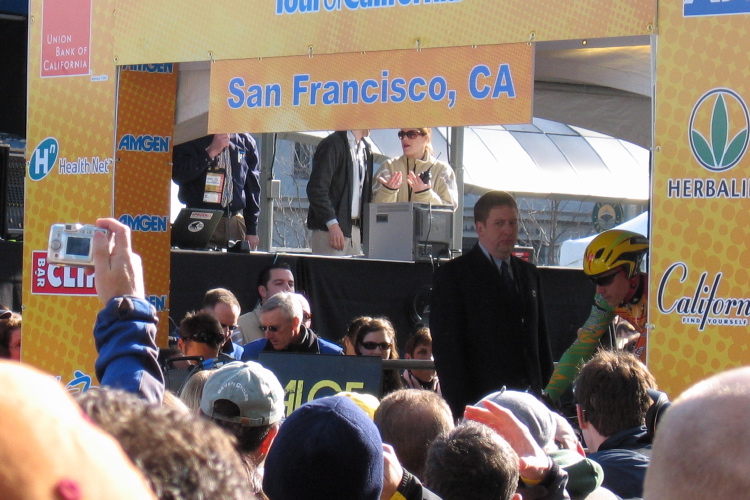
[372,128,458,208]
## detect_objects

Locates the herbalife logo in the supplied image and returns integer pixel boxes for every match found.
[689,88,749,172]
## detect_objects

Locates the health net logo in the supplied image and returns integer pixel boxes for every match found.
[689,88,749,172]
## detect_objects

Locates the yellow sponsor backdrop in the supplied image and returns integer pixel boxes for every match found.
[113,0,655,64]
[115,67,177,346]
[25,0,117,387]
[209,44,533,133]
[651,1,750,396]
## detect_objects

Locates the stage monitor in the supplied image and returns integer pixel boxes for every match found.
[364,202,453,262]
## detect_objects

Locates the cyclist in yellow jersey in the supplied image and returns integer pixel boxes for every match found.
[545,229,649,402]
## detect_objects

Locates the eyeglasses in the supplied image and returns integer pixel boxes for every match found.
[590,269,622,287]
[359,341,392,350]
[397,130,425,140]
[259,325,281,333]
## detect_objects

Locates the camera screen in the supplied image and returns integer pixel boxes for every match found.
[65,236,91,257]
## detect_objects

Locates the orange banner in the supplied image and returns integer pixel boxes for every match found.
[25,0,117,388]
[113,0,655,64]
[209,44,533,133]
[651,1,750,396]
[115,65,178,346]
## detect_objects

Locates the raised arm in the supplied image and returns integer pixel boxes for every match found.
[92,218,164,404]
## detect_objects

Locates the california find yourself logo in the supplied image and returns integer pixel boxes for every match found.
[689,88,749,172]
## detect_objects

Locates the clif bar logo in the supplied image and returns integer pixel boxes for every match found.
[689,88,749,172]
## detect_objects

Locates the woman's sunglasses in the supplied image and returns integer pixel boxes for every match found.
[397,130,425,140]
[359,341,392,350]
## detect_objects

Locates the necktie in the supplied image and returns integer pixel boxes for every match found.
[218,148,233,208]
[501,260,517,296]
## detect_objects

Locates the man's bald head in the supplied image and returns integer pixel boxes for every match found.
[644,366,750,500]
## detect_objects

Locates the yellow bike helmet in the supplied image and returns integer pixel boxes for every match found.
[583,229,648,278]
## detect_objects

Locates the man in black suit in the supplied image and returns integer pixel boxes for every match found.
[306,130,372,256]
[430,191,553,419]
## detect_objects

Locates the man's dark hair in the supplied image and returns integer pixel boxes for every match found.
[0,312,21,359]
[404,326,432,357]
[374,389,453,480]
[76,388,255,500]
[474,190,518,225]
[424,421,519,500]
[202,288,240,310]
[257,262,293,289]
[574,349,657,437]
[204,399,275,455]
[180,311,225,349]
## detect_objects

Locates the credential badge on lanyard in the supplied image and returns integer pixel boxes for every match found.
[203,171,225,204]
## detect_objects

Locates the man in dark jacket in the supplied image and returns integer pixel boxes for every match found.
[241,292,342,361]
[430,190,554,419]
[172,133,261,249]
[306,130,372,255]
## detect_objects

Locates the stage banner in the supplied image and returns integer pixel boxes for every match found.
[25,0,118,389]
[209,44,533,133]
[115,65,178,345]
[651,0,750,396]
[258,353,383,415]
[113,0,655,65]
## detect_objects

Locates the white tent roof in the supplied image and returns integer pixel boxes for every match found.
[558,211,649,268]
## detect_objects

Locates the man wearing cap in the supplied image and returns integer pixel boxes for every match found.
[201,360,285,492]
[241,292,342,361]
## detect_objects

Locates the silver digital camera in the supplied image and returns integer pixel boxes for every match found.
[48,223,108,267]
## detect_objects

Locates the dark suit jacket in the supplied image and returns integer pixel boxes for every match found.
[430,244,554,418]
[306,131,373,239]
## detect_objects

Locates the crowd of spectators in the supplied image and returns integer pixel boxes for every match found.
[1,217,744,500]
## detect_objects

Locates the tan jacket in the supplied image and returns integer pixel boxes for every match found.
[372,154,458,208]
[234,303,263,345]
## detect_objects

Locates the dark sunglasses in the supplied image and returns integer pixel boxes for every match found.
[259,325,281,333]
[590,270,622,287]
[359,341,392,350]
[397,130,425,140]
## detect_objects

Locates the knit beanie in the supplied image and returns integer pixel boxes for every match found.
[263,396,384,500]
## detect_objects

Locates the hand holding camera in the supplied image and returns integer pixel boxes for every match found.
[92,218,145,305]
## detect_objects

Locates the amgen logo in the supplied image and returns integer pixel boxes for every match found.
[29,137,60,181]
[689,88,749,172]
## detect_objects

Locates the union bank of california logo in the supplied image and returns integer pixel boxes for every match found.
[689,88,749,172]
